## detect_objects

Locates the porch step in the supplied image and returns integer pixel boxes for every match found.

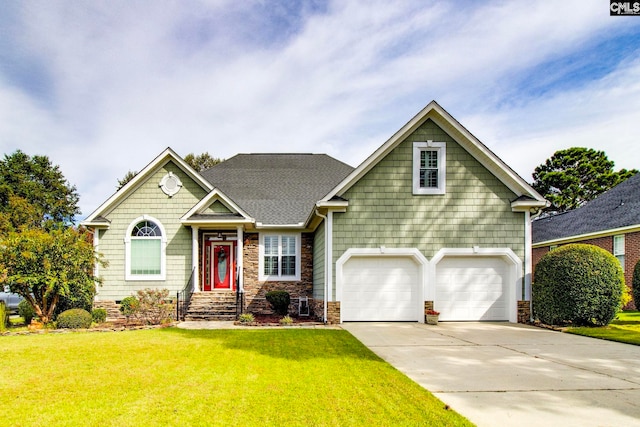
[184,292,238,321]
[94,300,124,322]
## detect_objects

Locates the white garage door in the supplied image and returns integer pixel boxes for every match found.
[435,257,510,321]
[341,256,420,321]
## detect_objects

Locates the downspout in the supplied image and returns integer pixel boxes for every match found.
[527,207,545,322]
[315,209,328,324]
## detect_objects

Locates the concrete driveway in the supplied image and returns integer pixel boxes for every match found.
[342,322,640,427]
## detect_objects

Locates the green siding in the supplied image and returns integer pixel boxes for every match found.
[313,221,325,299]
[96,162,208,300]
[332,119,525,294]
[208,200,232,214]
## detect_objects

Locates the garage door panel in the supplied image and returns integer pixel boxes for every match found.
[435,256,511,321]
[341,256,420,322]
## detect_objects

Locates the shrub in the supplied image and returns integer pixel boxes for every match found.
[265,290,290,315]
[279,315,293,326]
[238,313,255,323]
[119,296,139,323]
[633,259,640,309]
[18,300,35,325]
[135,289,174,325]
[0,301,7,332]
[533,244,625,326]
[57,308,93,329]
[91,308,107,324]
[53,282,96,321]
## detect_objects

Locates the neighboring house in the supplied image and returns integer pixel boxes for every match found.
[532,173,640,303]
[82,101,547,323]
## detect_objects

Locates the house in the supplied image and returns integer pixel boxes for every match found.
[81,101,547,323]
[532,173,640,304]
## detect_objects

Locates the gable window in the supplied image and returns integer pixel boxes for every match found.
[613,235,625,267]
[413,141,446,195]
[259,233,301,281]
[125,216,166,281]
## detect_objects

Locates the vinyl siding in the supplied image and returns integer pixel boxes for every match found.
[332,119,525,296]
[96,161,208,300]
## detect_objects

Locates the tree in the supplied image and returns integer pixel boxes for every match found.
[116,170,138,190]
[184,152,223,172]
[0,150,80,226]
[0,227,106,324]
[532,147,637,214]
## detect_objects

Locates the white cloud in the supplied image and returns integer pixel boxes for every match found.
[1,0,639,216]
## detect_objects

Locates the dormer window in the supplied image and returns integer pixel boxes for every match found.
[413,141,446,195]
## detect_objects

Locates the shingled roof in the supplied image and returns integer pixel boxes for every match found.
[200,154,354,225]
[532,173,640,244]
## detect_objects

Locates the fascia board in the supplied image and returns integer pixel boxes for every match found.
[181,188,253,221]
[533,224,640,247]
[323,101,545,204]
[83,147,213,222]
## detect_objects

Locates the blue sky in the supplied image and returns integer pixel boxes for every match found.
[1,1,640,218]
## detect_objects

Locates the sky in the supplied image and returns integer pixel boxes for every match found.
[1,0,640,219]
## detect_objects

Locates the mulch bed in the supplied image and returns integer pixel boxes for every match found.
[235,314,324,327]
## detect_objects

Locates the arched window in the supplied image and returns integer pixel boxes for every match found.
[125,216,166,280]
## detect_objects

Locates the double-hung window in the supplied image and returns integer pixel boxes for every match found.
[613,235,625,268]
[413,141,446,195]
[259,234,301,281]
[125,216,166,281]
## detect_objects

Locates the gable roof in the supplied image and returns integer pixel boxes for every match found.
[533,173,640,244]
[180,188,254,226]
[322,100,547,210]
[200,154,354,226]
[82,147,213,226]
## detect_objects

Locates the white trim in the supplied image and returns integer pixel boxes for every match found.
[124,215,167,281]
[413,141,446,195]
[93,228,100,295]
[430,248,522,323]
[533,224,640,247]
[82,147,212,224]
[524,211,532,302]
[327,211,333,302]
[258,232,302,281]
[335,247,428,323]
[192,226,200,292]
[181,188,254,224]
[322,101,546,207]
[237,226,244,293]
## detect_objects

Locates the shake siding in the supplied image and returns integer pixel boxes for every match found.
[313,221,325,300]
[96,162,208,300]
[332,119,524,294]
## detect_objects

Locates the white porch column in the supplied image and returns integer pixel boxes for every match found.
[93,228,100,295]
[192,226,200,292]
[237,226,244,292]
[327,211,333,301]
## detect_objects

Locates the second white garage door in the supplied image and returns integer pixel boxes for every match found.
[341,256,421,321]
[435,256,511,321]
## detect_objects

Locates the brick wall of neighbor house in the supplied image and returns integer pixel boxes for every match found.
[96,162,207,301]
[242,233,315,316]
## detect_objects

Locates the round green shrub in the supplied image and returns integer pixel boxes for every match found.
[119,296,139,320]
[633,259,640,310]
[533,244,625,326]
[265,290,290,315]
[91,308,107,324]
[18,300,36,324]
[56,308,92,329]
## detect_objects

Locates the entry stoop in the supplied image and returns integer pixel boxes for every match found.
[185,291,238,321]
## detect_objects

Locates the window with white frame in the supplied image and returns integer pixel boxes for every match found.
[125,216,166,281]
[259,234,301,281]
[413,141,446,195]
[614,235,625,267]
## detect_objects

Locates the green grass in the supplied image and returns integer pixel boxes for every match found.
[0,328,472,426]
[567,311,640,345]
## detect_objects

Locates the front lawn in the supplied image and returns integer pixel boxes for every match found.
[566,311,640,345]
[0,328,472,426]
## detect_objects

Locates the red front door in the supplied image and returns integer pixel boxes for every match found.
[203,240,235,291]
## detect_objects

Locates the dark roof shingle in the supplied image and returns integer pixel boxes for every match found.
[532,173,640,243]
[200,154,354,225]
